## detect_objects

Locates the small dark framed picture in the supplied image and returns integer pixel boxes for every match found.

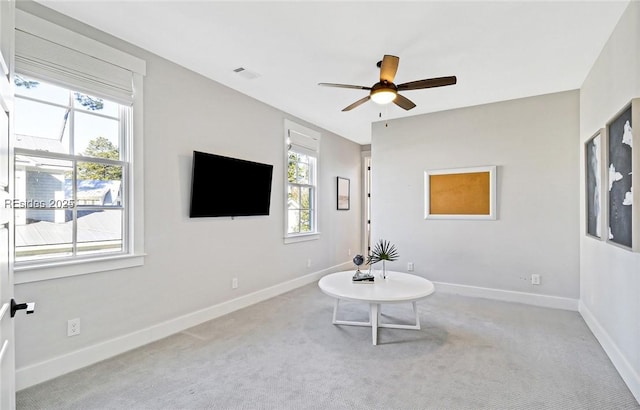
[337,177,350,210]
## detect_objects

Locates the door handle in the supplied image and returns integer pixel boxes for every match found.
[10,299,35,317]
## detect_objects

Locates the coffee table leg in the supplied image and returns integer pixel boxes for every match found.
[370,303,379,345]
[332,299,339,324]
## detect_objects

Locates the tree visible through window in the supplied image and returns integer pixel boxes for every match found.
[13,74,128,262]
[79,137,122,180]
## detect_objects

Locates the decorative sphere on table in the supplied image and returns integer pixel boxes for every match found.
[352,254,372,281]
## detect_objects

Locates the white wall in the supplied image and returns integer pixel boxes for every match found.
[13,3,362,388]
[579,1,640,402]
[371,91,580,303]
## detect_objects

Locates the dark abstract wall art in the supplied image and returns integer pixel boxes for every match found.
[608,105,632,248]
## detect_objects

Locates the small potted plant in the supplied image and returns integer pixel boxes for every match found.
[367,239,399,279]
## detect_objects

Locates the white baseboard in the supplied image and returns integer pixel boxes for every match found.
[579,301,640,404]
[433,281,579,311]
[16,261,351,391]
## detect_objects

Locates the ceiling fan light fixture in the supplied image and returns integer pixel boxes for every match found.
[370,89,396,105]
[319,55,456,111]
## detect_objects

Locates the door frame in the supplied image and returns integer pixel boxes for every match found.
[0,0,17,407]
[361,150,371,257]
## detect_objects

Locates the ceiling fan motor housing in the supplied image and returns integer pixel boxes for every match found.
[370,81,398,103]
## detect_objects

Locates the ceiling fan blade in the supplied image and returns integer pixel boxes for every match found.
[318,83,371,90]
[342,96,371,111]
[393,93,416,111]
[379,55,399,83]
[397,76,457,91]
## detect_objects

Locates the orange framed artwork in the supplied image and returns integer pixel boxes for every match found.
[424,166,497,220]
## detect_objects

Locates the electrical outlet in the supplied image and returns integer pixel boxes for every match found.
[232,278,238,289]
[407,262,414,272]
[531,274,541,285]
[348,248,351,256]
[307,259,311,268]
[67,318,80,336]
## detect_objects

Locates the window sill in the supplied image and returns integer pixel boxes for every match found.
[14,253,146,284]
[284,233,320,244]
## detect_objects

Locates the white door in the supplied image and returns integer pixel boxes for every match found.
[0,1,16,408]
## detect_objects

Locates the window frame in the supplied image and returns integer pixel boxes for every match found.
[13,10,146,283]
[284,119,320,244]
[14,78,129,262]
[287,151,316,234]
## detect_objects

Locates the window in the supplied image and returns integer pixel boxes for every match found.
[284,120,320,243]
[14,75,127,262]
[288,151,315,233]
[13,10,146,281]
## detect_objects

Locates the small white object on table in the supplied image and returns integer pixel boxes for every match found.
[318,270,435,345]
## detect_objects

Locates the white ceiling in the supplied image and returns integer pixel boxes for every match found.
[36,1,629,144]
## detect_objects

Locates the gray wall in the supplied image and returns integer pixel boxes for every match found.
[371,90,580,299]
[579,1,640,401]
[14,2,362,384]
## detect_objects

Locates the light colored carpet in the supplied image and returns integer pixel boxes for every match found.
[17,283,640,409]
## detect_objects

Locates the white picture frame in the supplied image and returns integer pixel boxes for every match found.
[585,129,604,239]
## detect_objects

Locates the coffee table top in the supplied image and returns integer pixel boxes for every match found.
[318,270,434,303]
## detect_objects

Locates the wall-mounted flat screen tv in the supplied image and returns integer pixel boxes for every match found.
[189,151,273,218]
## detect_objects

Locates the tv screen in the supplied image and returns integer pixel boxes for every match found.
[189,151,273,218]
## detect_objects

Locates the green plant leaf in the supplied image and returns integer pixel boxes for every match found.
[366,239,399,264]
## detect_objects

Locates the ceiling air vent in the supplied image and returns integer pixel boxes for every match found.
[233,67,260,80]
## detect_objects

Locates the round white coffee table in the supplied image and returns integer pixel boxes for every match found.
[318,270,434,345]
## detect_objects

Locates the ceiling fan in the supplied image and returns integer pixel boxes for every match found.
[319,55,457,112]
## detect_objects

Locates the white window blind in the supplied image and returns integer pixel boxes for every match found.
[14,10,145,105]
[288,129,319,156]
[15,30,133,103]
